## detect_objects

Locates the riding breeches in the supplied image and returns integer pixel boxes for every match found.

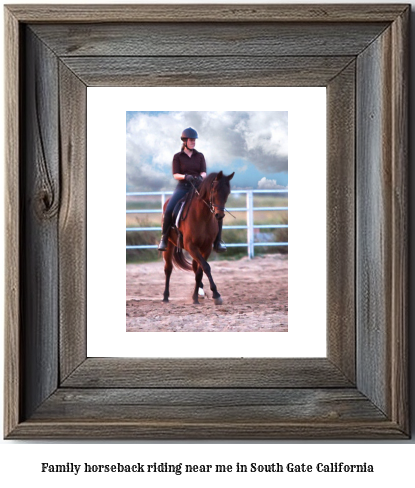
[162,183,191,234]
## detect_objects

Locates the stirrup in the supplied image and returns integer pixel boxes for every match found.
[214,240,227,253]
[157,234,168,251]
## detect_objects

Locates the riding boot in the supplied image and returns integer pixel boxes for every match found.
[158,214,172,252]
[157,233,169,252]
[214,219,227,253]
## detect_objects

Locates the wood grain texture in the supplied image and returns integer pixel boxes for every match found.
[31,22,388,57]
[61,56,354,87]
[20,28,60,420]
[4,6,21,438]
[3,4,410,440]
[58,63,87,381]
[326,62,356,383]
[6,4,409,23]
[356,9,409,427]
[7,421,407,441]
[62,358,353,388]
[357,32,391,415]
[32,389,386,423]
[389,8,409,433]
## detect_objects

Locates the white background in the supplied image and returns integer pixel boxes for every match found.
[87,86,326,358]
[1,1,414,486]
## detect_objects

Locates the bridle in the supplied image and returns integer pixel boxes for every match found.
[210,180,226,214]
[190,179,236,219]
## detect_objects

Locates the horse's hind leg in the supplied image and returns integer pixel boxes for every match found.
[192,259,204,305]
[198,281,205,299]
[162,242,174,302]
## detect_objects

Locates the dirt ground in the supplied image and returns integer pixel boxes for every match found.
[126,253,288,332]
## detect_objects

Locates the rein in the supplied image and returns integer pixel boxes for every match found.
[189,179,236,219]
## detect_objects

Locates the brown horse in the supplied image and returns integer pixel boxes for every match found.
[162,171,234,305]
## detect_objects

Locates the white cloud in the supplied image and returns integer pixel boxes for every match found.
[258,177,279,189]
[126,111,288,191]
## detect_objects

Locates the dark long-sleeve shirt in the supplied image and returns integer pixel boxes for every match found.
[172,149,206,177]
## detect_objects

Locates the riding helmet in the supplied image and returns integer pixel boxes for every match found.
[181,127,198,140]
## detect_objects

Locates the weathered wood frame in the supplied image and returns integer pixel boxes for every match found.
[4,4,409,439]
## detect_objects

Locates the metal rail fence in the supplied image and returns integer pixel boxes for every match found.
[126,189,288,259]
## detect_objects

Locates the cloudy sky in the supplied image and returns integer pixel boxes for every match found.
[126,111,288,192]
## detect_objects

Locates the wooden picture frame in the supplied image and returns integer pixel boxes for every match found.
[4,4,409,439]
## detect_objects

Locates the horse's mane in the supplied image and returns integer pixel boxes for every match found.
[198,172,230,201]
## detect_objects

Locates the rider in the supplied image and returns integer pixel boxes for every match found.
[157,127,227,253]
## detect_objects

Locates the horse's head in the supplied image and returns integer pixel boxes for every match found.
[198,171,235,219]
[210,171,235,220]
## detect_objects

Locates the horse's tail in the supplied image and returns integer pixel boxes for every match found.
[172,246,193,271]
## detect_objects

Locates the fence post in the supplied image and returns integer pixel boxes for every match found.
[246,190,254,258]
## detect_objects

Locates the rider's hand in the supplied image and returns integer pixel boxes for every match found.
[185,174,195,184]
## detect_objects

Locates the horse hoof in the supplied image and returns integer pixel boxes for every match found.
[213,296,223,305]
[162,298,169,303]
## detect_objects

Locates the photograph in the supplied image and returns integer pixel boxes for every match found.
[2,0,411,449]
[126,111,288,332]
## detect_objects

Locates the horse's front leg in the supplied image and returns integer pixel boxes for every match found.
[187,245,222,305]
[162,242,174,302]
[192,259,204,304]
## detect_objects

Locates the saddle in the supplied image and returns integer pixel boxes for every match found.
[172,197,187,230]
[171,187,197,251]
[172,183,201,230]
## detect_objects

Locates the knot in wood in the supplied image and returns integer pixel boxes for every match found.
[36,188,59,219]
